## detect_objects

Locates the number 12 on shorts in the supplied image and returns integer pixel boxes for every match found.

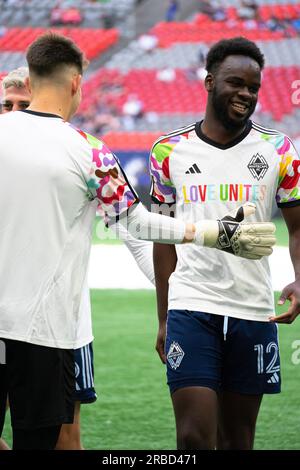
[254,342,280,375]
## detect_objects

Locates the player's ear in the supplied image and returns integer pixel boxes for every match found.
[71,73,82,96]
[25,76,31,95]
[205,72,214,92]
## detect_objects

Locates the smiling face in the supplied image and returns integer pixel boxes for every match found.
[207,55,261,131]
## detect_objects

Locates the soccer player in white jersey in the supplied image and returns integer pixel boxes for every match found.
[0,67,155,450]
[1,67,158,451]
[1,67,30,113]
[150,36,300,450]
[0,33,275,450]
[0,67,30,452]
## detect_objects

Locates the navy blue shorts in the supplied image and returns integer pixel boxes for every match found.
[73,342,97,404]
[166,310,281,395]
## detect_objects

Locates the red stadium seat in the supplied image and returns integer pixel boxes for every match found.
[0,27,119,59]
[79,66,300,122]
[101,132,161,150]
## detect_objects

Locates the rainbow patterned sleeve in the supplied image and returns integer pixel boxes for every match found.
[271,134,300,207]
[76,129,138,218]
[149,140,176,205]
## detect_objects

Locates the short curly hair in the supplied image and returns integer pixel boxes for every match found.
[206,37,265,74]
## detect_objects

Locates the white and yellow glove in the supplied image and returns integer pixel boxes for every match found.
[194,203,276,260]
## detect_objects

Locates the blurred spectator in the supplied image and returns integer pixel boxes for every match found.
[101,78,123,94]
[124,157,147,187]
[242,18,258,30]
[237,0,258,21]
[165,0,179,22]
[50,5,82,26]
[61,8,82,25]
[73,71,126,136]
[122,94,144,119]
[138,34,158,53]
[266,17,283,32]
[50,7,63,26]
[1,0,21,5]
[156,68,176,82]
[196,67,207,81]
[102,12,116,29]
[199,0,215,17]
[73,103,121,136]
[198,0,227,21]
[0,26,7,37]
[292,18,300,35]
[92,112,120,135]
[185,64,206,81]
[198,44,208,67]
[266,17,297,37]
[122,93,144,130]
[123,156,151,207]
[185,43,208,81]
[213,3,227,22]
[145,111,159,126]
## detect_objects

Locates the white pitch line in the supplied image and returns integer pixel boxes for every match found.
[88,245,292,292]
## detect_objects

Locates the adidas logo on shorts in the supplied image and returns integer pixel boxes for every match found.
[267,372,280,384]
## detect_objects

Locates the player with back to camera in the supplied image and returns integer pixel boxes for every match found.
[0,66,156,450]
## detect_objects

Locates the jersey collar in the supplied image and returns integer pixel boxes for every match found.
[21,109,63,119]
[195,120,252,150]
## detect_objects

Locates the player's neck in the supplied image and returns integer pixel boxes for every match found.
[27,92,72,121]
[202,111,247,146]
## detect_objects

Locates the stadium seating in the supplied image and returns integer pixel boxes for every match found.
[79,65,300,121]
[0,0,135,28]
[0,27,119,60]
[0,0,299,153]
[105,39,299,72]
[102,131,161,150]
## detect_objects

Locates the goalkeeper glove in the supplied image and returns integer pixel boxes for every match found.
[194,203,276,260]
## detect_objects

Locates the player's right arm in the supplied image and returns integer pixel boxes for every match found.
[153,243,177,363]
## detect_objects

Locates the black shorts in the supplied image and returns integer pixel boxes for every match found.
[0,338,75,430]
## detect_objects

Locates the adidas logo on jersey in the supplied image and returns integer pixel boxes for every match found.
[267,372,280,384]
[185,163,201,174]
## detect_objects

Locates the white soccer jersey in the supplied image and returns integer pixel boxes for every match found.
[150,121,300,321]
[0,110,137,348]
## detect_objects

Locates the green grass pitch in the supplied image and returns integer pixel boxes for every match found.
[3,290,299,450]
[2,215,297,449]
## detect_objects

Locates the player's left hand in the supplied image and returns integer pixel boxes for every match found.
[269,280,300,324]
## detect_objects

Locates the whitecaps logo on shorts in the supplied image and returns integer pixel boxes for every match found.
[75,362,80,378]
[167,341,185,370]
